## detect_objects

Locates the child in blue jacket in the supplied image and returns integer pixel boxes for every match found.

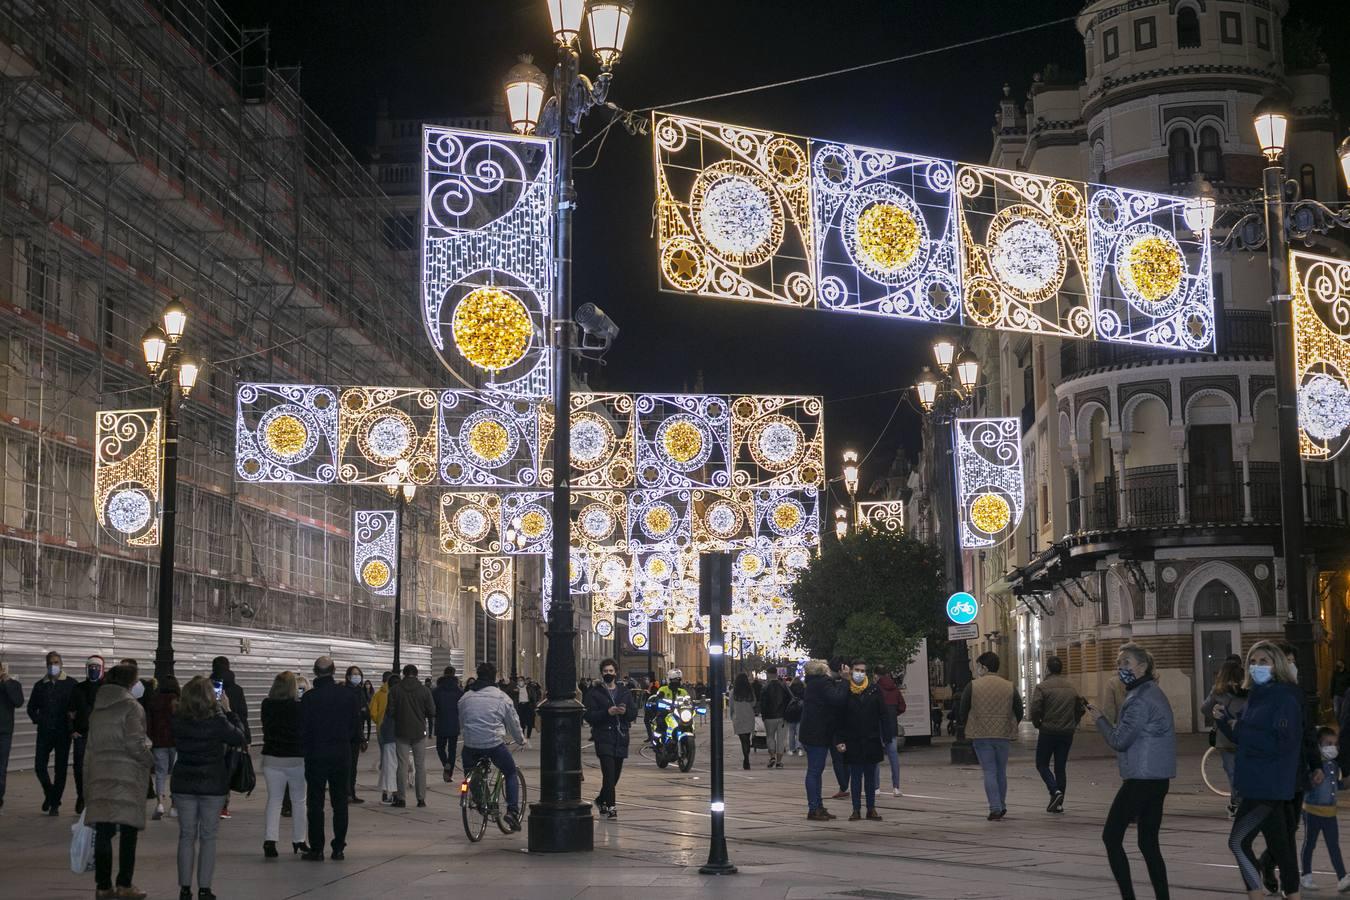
[1302,726,1350,892]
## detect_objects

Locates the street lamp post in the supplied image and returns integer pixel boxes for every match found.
[140,299,198,681]
[503,0,635,854]
[382,470,417,674]
[842,449,859,531]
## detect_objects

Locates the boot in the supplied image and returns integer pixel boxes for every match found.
[263,841,278,859]
[866,809,883,821]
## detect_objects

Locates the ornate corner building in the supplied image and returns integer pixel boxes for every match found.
[973,0,1350,731]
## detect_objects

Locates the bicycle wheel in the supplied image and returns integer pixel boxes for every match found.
[678,736,695,772]
[496,769,528,834]
[1200,745,1230,798]
[461,772,489,842]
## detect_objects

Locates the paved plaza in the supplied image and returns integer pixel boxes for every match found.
[0,727,1325,899]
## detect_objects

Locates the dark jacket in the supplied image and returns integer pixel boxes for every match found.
[433,676,463,738]
[390,677,437,743]
[28,673,77,735]
[798,673,846,747]
[759,679,791,720]
[171,711,246,796]
[1332,667,1350,703]
[344,680,370,739]
[300,674,362,759]
[70,677,101,736]
[1219,679,1304,801]
[261,697,303,758]
[876,674,906,734]
[145,690,178,749]
[0,677,23,734]
[583,681,640,758]
[840,682,893,765]
[211,670,250,745]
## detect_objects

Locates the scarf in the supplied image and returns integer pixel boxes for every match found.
[849,675,869,695]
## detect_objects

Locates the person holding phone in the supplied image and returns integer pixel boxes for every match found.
[583,658,638,819]
[208,657,248,822]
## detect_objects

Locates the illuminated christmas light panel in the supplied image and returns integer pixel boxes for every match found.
[354,510,399,597]
[336,387,440,486]
[954,417,1026,549]
[438,390,542,487]
[438,491,503,554]
[752,487,821,548]
[571,489,628,552]
[626,609,650,651]
[480,555,514,620]
[856,500,905,533]
[634,394,734,489]
[538,392,636,489]
[95,408,162,547]
[499,491,553,555]
[1291,250,1350,459]
[422,126,552,395]
[626,490,692,552]
[690,489,757,550]
[235,383,339,484]
[730,395,824,489]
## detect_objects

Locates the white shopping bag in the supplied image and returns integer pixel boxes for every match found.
[70,811,95,874]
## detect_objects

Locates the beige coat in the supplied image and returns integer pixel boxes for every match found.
[83,685,154,829]
[960,674,1021,741]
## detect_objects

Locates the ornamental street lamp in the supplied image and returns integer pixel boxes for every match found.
[382,466,417,673]
[503,0,636,854]
[841,449,859,533]
[834,507,848,541]
[141,298,199,680]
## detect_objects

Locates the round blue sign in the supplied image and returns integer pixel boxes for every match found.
[947,591,979,625]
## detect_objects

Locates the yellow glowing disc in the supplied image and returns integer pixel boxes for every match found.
[740,553,762,575]
[772,502,802,532]
[856,203,921,271]
[264,414,308,458]
[362,559,391,589]
[644,506,674,535]
[648,558,669,578]
[971,493,1011,534]
[1124,236,1184,303]
[662,420,704,464]
[520,510,548,538]
[467,419,511,462]
[452,287,532,371]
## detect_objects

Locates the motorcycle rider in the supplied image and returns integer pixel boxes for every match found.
[646,669,692,746]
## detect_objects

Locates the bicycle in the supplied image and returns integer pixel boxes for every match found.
[1201,745,1231,798]
[459,750,528,842]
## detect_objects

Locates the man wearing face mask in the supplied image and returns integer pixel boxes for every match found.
[30,650,78,815]
[583,658,638,818]
[69,654,108,815]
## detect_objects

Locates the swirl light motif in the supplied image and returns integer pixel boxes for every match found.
[439,391,540,487]
[354,510,399,597]
[954,417,1025,549]
[538,393,635,489]
[571,490,626,551]
[856,500,904,533]
[480,555,514,620]
[438,492,502,554]
[731,395,823,488]
[95,408,162,546]
[636,395,732,489]
[338,387,439,486]
[626,491,691,551]
[236,384,339,483]
[1291,251,1350,459]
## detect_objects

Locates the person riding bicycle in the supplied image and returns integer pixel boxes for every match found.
[458,661,527,831]
[645,669,692,743]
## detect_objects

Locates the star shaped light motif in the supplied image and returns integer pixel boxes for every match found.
[670,248,699,280]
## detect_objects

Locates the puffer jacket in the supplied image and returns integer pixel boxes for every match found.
[1030,674,1085,735]
[83,685,154,829]
[729,693,757,736]
[1218,679,1303,801]
[798,673,845,747]
[1095,677,1176,780]
[959,674,1023,741]
[171,710,246,796]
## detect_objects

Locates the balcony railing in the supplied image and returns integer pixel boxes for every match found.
[1059,310,1273,378]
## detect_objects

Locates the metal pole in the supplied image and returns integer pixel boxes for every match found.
[529,44,593,854]
[700,552,735,875]
[153,389,179,680]
[1264,162,1315,693]
[937,406,975,764]
[392,494,404,674]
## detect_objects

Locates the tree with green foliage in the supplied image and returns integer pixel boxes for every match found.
[787,528,945,672]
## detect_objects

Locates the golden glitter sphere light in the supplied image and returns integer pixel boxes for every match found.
[644,506,674,535]
[772,502,802,532]
[265,414,309,458]
[1125,237,1184,303]
[467,419,511,462]
[452,287,533,371]
[970,493,1012,534]
[856,203,921,271]
[362,559,391,589]
[520,509,548,538]
[662,420,704,464]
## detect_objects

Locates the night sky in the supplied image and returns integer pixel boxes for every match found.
[220,0,1350,504]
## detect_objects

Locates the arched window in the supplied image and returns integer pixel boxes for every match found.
[1177,7,1202,48]
[1168,129,1194,183]
[1091,141,1106,181]
[1300,164,1317,200]
[1198,126,1224,179]
[1194,579,1241,619]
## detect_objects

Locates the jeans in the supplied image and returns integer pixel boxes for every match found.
[173,793,226,889]
[73,734,87,800]
[1231,799,1298,894]
[34,729,71,808]
[0,731,11,802]
[763,718,787,756]
[1303,812,1346,878]
[305,754,350,853]
[971,738,1010,812]
[597,754,623,808]
[1034,731,1074,797]
[94,822,138,890]
[436,733,459,778]
[395,736,427,802]
[1104,778,1169,900]
[262,755,307,844]
[849,762,878,811]
[463,744,520,812]
[378,741,399,794]
[828,742,848,792]
[884,737,901,790]
[803,743,828,812]
[152,748,176,798]
[787,721,800,753]
[1219,750,1238,804]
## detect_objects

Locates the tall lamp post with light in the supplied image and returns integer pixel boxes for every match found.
[842,449,859,531]
[502,0,636,853]
[379,463,417,674]
[140,299,199,680]
[1182,102,1350,696]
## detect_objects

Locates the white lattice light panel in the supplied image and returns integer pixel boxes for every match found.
[954,417,1026,549]
[480,555,515,620]
[354,509,399,597]
[438,391,542,487]
[236,384,339,484]
[95,408,162,547]
[1292,251,1350,459]
[730,395,824,489]
[856,500,905,533]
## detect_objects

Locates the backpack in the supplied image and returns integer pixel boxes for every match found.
[784,697,803,724]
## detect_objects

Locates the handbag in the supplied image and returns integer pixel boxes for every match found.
[784,697,803,724]
[70,811,95,874]
[227,747,256,795]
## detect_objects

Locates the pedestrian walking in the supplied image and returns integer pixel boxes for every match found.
[259,671,308,859]
[583,658,639,819]
[1216,641,1305,900]
[433,666,462,783]
[729,673,757,770]
[799,660,846,820]
[523,679,541,739]
[372,673,400,803]
[1088,642,1175,900]
[172,675,246,900]
[1300,726,1350,892]
[875,665,906,796]
[958,651,1023,820]
[1200,658,1247,816]
[826,657,851,800]
[209,656,248,822]
[759,667,791,769]
[0,660,23,811]
[146,676,180,821]
[1260,643,1321,895]
[70,654,106,816]
[1332,662,1350,722]
[787,676,804,756]
[390,664,436,809]
[300,656,361,861]
[84,664,153,900]
[341,667,369,804]
[839,660,891,821]
[30,650,76,815]
[1030,656,1085,813]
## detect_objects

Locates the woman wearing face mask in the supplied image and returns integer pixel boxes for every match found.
[1215,641,1305,900]
[582,658,638,819]
[1087,642,1175,900]
[838,660,893,821]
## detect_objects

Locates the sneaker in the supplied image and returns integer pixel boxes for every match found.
[806,808,830,821]
[219,809,231,820]
[606,807,617,820]
[866,809,883,821]
[504,811,522,832]
[1336,873,1350,892]
[892,788,902,798]
[1303,875,1318,891]
[152,804,164,821]
[1049,791,1065,813]
[442,767,454,784]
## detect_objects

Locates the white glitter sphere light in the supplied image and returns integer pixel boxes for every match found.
[581,506,615,540]
[595,619,613,637]
[992,219,1062,294]
[107,488,152,534]
[454,506,489,540]
[570,417,609,466]
[699,176,774,255]
[367,416,411,459]
[485,591,511,617]
[1299,374,1350,441]
[757,421,800,464]
[707,502,739,537]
